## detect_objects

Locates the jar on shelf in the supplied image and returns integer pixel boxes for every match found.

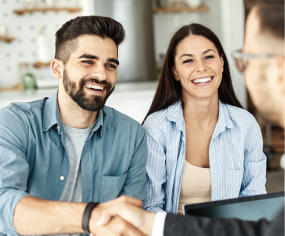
[184,0,202,7]
[19,63,37,90]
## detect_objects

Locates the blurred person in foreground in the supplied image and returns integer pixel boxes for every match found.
[91,2,284,236]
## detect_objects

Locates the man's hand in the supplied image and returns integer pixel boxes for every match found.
[90,196,156,236]
[89,196,148,236]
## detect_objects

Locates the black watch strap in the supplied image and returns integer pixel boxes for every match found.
[82,202,99,233]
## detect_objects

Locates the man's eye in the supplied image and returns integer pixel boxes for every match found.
[81,60,94,65]
[183,59,193,63]
[106,63,117,69]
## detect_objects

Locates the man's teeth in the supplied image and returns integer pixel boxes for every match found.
[193,77,212,84]
[86,84,104,90]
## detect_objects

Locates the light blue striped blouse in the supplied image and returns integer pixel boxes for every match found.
[143,101,267,213]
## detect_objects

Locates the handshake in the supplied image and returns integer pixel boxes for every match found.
[88,196,156,236]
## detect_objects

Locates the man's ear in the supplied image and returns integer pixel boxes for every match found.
[51,59,64,79]
[276,56,285,94]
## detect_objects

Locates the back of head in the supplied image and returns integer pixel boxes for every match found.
[255,3,284,41]
[55,16,125,63]
[244,0,284,18]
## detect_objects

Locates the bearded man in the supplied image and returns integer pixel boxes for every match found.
[0,16,147,236]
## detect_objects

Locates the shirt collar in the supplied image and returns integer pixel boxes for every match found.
[212,101,234,139]
[42,91,104,137]
[166,101,185,132]
[165,100,234,135]
[43,91,58,132]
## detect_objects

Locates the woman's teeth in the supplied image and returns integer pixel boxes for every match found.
[192,77,212,84]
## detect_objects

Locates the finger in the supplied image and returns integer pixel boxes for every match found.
[97,214,112,226]
[97,203,143,228]
[108,216,148,236]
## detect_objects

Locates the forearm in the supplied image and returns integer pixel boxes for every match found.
[14,195,86,235]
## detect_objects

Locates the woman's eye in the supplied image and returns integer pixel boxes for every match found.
[205,55,215,59]
[183,59,193,63]
[81,60,94,65]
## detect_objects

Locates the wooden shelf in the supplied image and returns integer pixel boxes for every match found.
[33,61,50,68]
[153,5,210,13]
[0,36,15,43]
[14,7,82,15]
[0,83,24,92]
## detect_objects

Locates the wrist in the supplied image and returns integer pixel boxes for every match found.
[82,202,99,233]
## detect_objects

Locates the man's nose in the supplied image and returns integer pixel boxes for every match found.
[93,63,107,81]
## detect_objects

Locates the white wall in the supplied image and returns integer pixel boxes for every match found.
[0,0,82,88]
[221,0,246,107]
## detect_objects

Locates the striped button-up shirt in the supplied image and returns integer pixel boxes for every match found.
[143,101,266,213]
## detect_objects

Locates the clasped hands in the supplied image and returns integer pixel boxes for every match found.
[88,196,155,236]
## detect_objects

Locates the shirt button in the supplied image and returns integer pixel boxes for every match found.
[214,184,217,188]
[60,176,65,181]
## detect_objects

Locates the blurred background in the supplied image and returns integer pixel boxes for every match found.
[0,0,283,191]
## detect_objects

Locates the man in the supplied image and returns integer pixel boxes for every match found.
[92,2,284,236]
[0,16,147,235]
[242,3,284,126]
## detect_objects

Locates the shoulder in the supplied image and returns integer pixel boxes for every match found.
[0,98,46,125]
[143,102,183,143]
[223,103,259,129]
[103,105,144,132]
[143,108,168,130]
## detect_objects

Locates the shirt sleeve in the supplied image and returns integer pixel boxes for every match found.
[240,115,267,196]
[143,117,167,212]
[0,106,30,234]
[152,211,167,236]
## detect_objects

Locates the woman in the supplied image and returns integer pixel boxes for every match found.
[143,23,266,213]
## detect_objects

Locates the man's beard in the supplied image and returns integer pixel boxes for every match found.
[63,71,114,111]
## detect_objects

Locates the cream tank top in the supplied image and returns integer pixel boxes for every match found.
[178,160,211,214]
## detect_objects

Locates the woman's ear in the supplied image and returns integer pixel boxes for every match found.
[173,68,179,81]
[51,59,64,80]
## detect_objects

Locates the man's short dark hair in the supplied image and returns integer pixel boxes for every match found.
[244,0,284,39]
[244,0,283,18]
[255,3,284,39]
[55,16,125,63]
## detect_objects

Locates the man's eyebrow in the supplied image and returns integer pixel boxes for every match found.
[108,58,119,65]
[78,54,98,60]
[78,54,119,65]
[179,49,216,59]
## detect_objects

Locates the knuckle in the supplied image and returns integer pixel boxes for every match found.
[120,195,127,202]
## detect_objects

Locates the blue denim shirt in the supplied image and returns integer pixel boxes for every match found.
[143,101,266,213]
[0,92,147,234]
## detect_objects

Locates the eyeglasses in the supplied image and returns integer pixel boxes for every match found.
[231,49,277,73]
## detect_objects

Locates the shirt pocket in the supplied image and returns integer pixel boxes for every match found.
[100,174,127,202]
[223,169,244,198]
